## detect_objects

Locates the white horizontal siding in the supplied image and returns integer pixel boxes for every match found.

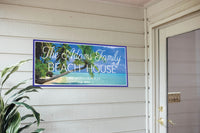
[0,4,144,34]
[0,0,144,20]
[0,19,144,46]
[19,102,145,123]
[0,36,144,57]
[2,88,145,106]
[0,0,145,133]
[113,129,146,133]
[24,116,145,133]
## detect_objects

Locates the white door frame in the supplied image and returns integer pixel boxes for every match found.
[147,5,200,133]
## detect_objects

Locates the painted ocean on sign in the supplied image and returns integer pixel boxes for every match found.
[34,40,128,87]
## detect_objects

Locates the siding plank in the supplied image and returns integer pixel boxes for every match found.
[3,88,145,106]
[22,117,145,133]
[19,102,145,122]
[0,19,144,46]
[0,4,144,33]
[113,129,146,133]
[0,36,145,57]
[0,0,144,19]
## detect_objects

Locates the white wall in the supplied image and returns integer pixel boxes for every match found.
[0,0,145,133]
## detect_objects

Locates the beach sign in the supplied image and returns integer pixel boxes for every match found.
[33,39,128,87]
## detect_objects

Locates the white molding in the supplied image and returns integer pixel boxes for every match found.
[150,4,200,28]
[144,0,161,8]
[144,8,149,133]
[88,0,144,8]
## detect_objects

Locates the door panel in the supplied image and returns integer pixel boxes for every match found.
[167,29,200,133]
[158,13,200,133]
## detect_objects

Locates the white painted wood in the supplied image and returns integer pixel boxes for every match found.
[0,0,144,20]
[158,28,168,133]
[23,116,145,133]
[147,0,183,19]
[0,36,145,57]
[128,62,144,74]
[0,36,33,54]
[163,14,200,37]
[144,8,149,133]
[0,19,144,46]
[115,130,146,133]
[0,54,32,71]
[147,0,200,24]
[115,130,145,133]
[0,4,144,34]
[19,102,145,123]
[3,88,145,105]
[148,24,159,133]
[127,47,145,60]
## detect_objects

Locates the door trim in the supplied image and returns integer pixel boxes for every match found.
[147,6,200,133]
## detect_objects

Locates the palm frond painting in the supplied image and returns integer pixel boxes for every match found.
[33,40,128,87]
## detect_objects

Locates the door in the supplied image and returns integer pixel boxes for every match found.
[158,13,200,133]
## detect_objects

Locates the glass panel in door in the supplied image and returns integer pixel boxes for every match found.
[167,29,200,133]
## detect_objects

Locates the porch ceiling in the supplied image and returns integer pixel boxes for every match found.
[91,0,159,7]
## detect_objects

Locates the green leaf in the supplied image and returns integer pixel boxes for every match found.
[0,96,4,112]
[1,59,31,86]
[5,107,19,128]
[19,59,32,64]
[5,111,21,133]
[5,81,26,95]
[18,85,41,95]
[32,128,45,133]
[9,86,40,103]
[4,104,16,119]
[2,66,19,86]
[18,121,36,133]
[14,96,30,102]
[1,66,14,78]
[13,102,40,126]
[21,114,34,121]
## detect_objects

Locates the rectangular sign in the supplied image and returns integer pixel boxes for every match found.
[33,39,128,87]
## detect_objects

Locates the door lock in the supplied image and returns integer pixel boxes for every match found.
[158,106,163,112]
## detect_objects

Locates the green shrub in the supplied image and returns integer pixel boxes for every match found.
[0,59,44,133]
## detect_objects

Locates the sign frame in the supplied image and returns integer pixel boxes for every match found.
[33,39,128,87]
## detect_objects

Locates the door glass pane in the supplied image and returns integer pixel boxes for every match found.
[167,29,200,133]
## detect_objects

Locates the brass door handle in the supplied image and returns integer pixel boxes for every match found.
[168,119,176,127]
[158,117,164,126]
